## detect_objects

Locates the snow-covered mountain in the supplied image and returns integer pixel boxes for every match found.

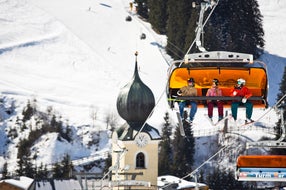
[0,0,286,175]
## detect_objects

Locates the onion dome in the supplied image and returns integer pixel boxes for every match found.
[116,52,155,123]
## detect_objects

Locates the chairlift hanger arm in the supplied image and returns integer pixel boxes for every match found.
[191,0,218,53]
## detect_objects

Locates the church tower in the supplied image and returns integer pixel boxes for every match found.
[111,52,161,189]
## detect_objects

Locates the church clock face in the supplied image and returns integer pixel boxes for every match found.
[135,133,149,148]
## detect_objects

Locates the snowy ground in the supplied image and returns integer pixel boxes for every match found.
[0,0,286,175]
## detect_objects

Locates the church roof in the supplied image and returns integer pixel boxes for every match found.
[116,52,160,140]
[118,121,161,141]
[116,52,155,122]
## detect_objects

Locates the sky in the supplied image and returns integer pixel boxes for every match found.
[0,0,286,177]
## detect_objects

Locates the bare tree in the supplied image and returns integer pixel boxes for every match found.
[105,110,118,131]
[90,105,98,128]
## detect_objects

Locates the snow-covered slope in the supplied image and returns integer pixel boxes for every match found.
[0,0,169,127]
[258,0,286,105]
[0,0,286,174]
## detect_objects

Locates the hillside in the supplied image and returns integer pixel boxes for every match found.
[0,0,286,176]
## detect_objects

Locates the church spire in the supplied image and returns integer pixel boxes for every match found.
[116,52,155,124]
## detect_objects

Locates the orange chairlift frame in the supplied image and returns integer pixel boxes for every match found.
[236,155,286,182]
[236,95,286,182]
[167,51,268,108]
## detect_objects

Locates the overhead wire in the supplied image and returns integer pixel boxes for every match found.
[160,144,228,189]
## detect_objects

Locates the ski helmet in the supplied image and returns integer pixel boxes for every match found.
[213,78,219,86]
[237,78,246,85]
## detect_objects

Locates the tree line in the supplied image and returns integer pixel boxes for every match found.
[134,0,264,59]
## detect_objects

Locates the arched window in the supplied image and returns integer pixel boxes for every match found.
[136,152,145,168]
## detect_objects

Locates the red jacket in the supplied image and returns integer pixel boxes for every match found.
[230,86,252,99]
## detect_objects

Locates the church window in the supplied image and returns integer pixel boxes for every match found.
[136,152,145,168]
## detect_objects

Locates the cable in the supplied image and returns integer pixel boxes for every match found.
[135,87,167,136]
[160,144,228,189]
[255,93,286,122]
[239,93,286,135]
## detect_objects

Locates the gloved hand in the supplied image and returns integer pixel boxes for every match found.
[232,91,238,96]
[242,98,247,103]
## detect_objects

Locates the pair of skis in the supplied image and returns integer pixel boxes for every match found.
[239,119,256,127]
[205,114,256,128]
[176,112,186,137]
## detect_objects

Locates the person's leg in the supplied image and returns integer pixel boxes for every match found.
[245,101,253,119]
[189,101,197,121]
[207,101,214,118]
[231,102,239,120]
[179,101,186,118]
[217,101,224,120]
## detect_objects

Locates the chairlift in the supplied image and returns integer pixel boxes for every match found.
[166,0,268,109]
[125,15,132,22]
[167,51,268,108]
[235,94,286,182]
[140,33,146,40]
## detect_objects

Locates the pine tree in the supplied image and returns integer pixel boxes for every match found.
[22,100,34,122]
[52,154,73,179]
[184,7,199,53]
[153,0,264,59]
[16,138,35,178]
[166,0,193,59]
[206,167,245,190]
[277,66,286,101]
[36,163,49,180]
[134,0,149,19]
[245,0,264,57]
[271,66,286,155]
[16,157,24,176]
[61,154,73,179]
[158,112,173,175]
[2,162,8,179]
[53,162,62,179]
[205,0,264,58]
[148,0,168,34]
[22,156,35,178]
[171,120,195,178]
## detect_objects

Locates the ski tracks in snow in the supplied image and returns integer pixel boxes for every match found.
[0,0,64,55]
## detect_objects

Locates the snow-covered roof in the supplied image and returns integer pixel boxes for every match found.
[157,175,208,189]
[0,176,34,189]
[35,179,81,190]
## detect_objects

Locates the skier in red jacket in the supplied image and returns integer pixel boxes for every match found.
[230,78,253,122]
